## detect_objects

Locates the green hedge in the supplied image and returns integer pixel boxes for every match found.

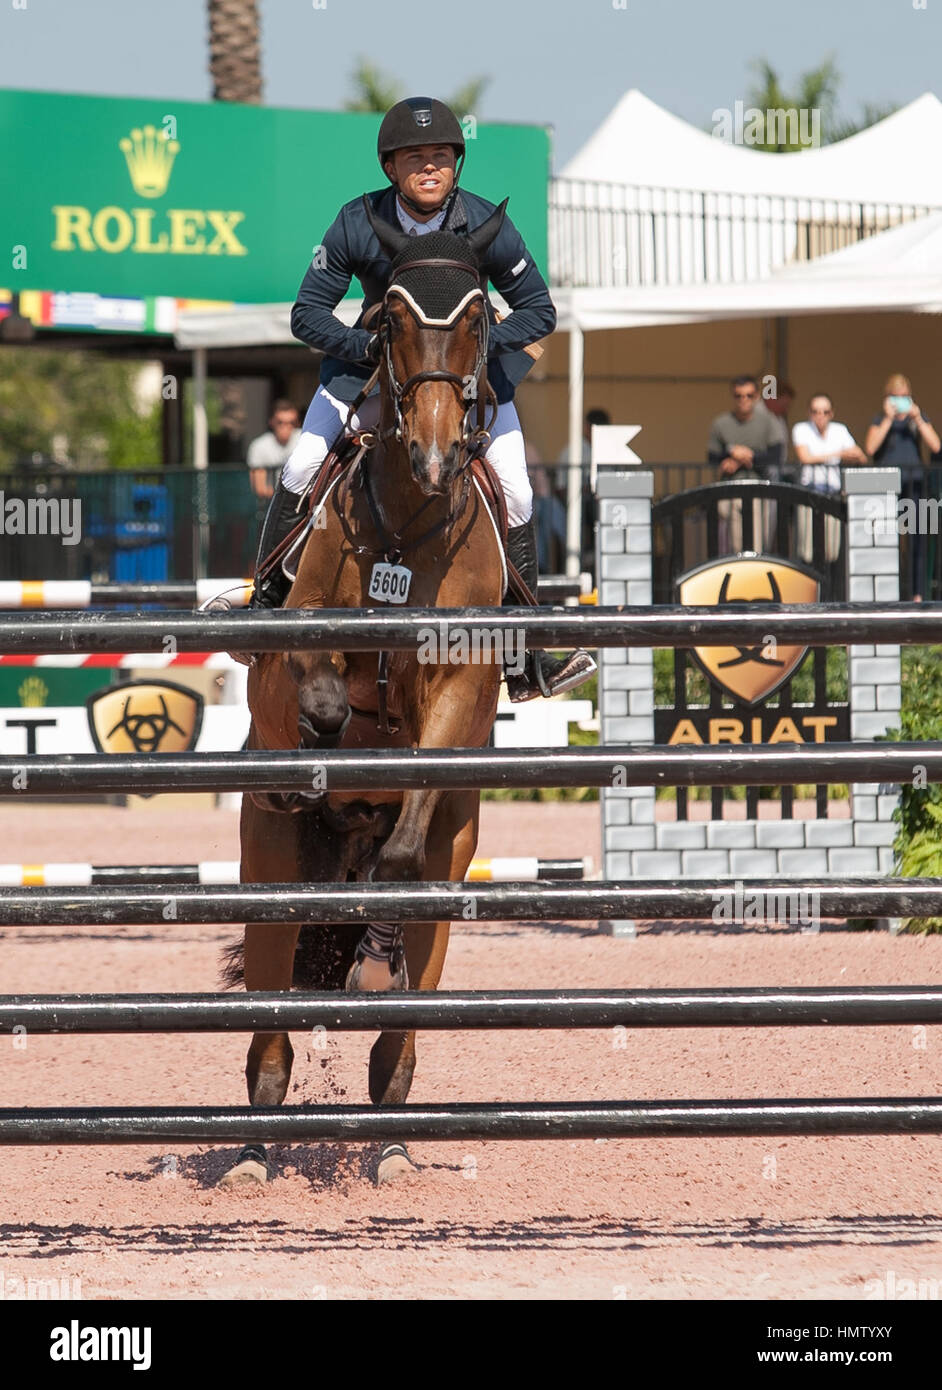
[879,646,942,932]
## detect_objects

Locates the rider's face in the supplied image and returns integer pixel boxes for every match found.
[386,145,456,216]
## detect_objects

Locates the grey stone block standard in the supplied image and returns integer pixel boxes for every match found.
[755,820,806,848]
[632,851,681,877]
[828,847,881,874]
[778,848,829,875]
[728,849,780,876]
[804,820,854,847]
[656,821,708,849]
[706,822,757,848]
[853,821,898,847]
[682,850,732,876]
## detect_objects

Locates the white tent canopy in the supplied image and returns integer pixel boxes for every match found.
[554,208,942,331]
[561,89,942,206]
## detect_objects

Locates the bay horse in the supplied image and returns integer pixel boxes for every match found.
[219,200,511,1187]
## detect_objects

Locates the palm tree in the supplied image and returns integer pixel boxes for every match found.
[207,0,262,103]
[344,59,488,118]
[828,101,901,144]
[745,57,897,150]
[344,60,406,115]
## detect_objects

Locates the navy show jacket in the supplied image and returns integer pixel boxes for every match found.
[290,185,557,405]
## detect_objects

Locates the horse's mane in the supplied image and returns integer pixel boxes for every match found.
[388,231,482,322]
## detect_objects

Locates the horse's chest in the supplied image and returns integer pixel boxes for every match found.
[345,654,417,721]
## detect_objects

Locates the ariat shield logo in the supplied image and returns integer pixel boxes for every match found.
[87,680,203,754]
[119,125,179,198]
[677,555,820,705]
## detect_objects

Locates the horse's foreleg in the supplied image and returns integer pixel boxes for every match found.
[367,917,453,1106]
[243,921,302,1106]
[219,794,302,1189]
[373,669,498,884]
[346,785,443,994]
[217,921,301,1189]
[351,673,496,996]
[370,791,479,1182]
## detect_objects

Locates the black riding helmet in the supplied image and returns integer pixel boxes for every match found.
[377,97,466,216]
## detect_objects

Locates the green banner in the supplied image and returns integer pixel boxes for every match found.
[0,668,110,708]
[1,89,550,303]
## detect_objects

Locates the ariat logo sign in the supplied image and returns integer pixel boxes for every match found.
[677,555,820,705]
[86,680,203,756]
[50,123,247,258]
[119,125,179,198]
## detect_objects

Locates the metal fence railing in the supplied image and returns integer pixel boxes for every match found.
[0,466,261,586]
[549,180,941,288]
[1,463,939,603]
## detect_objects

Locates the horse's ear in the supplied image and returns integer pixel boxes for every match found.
[363,195,411,259]
[467,198,508,259]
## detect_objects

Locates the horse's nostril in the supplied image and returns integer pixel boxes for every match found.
[297,713,319,749]
[297,700,351,750]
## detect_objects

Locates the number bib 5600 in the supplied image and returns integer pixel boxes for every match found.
[368,561,412,604]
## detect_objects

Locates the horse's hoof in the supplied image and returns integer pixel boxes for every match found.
[376,1142,418,1185]
[217,1145,269,1188]
[345,956,409,993]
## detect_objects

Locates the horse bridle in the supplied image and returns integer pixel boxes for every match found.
[376,256,497,455]
[342,256,499,736]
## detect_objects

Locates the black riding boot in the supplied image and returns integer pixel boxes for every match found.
[225,483,304,664]
[503,517,597,702]
[249,482,304,610]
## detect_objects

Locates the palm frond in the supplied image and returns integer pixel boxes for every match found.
[447,77,489,120]
[343,58,403,113]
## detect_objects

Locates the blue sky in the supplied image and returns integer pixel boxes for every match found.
[1,0,940,166]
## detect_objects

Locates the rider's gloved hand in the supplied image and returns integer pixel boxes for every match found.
[364,332,382,365]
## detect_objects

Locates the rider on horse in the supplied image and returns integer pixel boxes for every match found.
[250,95,595,701]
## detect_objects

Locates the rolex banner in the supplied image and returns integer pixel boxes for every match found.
[0,89,550,304]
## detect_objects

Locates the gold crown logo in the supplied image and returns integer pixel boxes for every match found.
[119,125,180,199]
[18,676,49,708]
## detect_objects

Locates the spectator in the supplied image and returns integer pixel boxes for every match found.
[708,375,781,478]
[707,375,781,552]
[792,393,867,563]
[865,373,940,464]
[246,400,301,502]
[865,375,940,600]
[556,408,610,570]
[761,380,796,482]
[527,436,566,571]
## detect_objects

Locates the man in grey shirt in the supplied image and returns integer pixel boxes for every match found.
[247,400,301,502]
[707,375,782,553]
[707,376,782,478]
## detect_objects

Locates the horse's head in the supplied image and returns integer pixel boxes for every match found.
[364,196,507,495]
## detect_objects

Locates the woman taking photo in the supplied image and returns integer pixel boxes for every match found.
[865,374,940,600]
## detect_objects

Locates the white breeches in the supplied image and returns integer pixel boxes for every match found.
[280,384,533,526]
